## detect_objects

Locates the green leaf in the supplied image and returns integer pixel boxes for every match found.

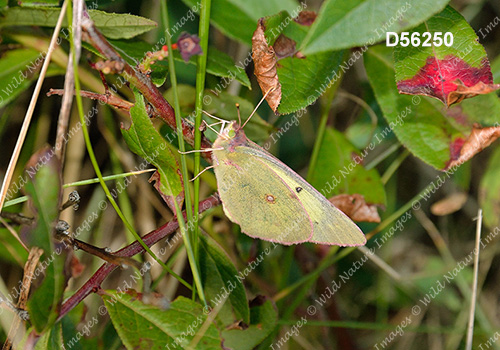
[199,234,250,327]
[0,226,29,264]
[34,322,64,350]
[121,91,184,211]
[480,145,500,229]
[18,0,58,7]
[300,0,450,55]
[222,297,278,350]
[197,48,251,88]
[31,316,84,350]
[492,54,500,83]
[309,128,386,205]
[394,6,495,107]
[181,0,301,44]
[365,45,500,170]
[256,11,346,114]
[23,147,67,332]
[101,291,222,350]
[0,8,157,39]
[0,49,42,109]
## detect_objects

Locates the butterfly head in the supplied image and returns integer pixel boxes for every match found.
[220,121,243,140]
[214,120,248,150]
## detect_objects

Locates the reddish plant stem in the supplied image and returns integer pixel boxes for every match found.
[47,88,134,111]
[58,195,220,320]
[80,16,213,161]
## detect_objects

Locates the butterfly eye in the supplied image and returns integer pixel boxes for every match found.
[228,129,236,138]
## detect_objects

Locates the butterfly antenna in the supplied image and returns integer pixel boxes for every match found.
[236,103,242,127]
[242,87,276,129]
[183,117,195,126]
[205,120,225,137]
[202,110,229,123]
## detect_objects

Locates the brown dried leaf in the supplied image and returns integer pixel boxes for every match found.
[329,194,381,223]
[252,18,282,112]
[448,80,500,106]
[445,124,500,170]
[294,11,317,26]
[430,192,468,216]
[149,171,185,213]
[274,34,296,59]
[70,254,85,278]
[177,32,202,62]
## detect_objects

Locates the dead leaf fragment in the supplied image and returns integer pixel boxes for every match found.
[149,171,185,213]
[448,80,500,106]
[294,11,317,26]
[273,34,296,59]
[177,32,202,62]
[252,18,282,112]
[445,124,500,170]
[329,194,381,223]
[431,192,468,216]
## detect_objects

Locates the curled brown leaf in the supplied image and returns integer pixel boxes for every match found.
[448,80,500,106]
[430,192,468,216]
[329,194,381,223]
[446,124,500,170]
[252,18,282,113]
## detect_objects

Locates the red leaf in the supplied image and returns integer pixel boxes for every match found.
[397,55,500,107]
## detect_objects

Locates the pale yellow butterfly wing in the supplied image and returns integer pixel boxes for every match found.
[213,146,313,245]
[239,141,366,246]
[213,137,366,246]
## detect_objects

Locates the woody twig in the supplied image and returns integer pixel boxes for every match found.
[80,14,213,161]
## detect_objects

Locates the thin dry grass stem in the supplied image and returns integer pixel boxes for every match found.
[465,209,483,350]
[0,0,69,212]
[0,217,29,253]
[338,90,378,144]
[398,307,425,349]
[413,209,455,265]
[55,0,84,161]
[2,247,43,350]
[59,115,86,226]
[358,246,401,281]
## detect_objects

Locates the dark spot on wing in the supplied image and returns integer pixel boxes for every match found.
[265,194,276,204]
[295,187,303,193]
